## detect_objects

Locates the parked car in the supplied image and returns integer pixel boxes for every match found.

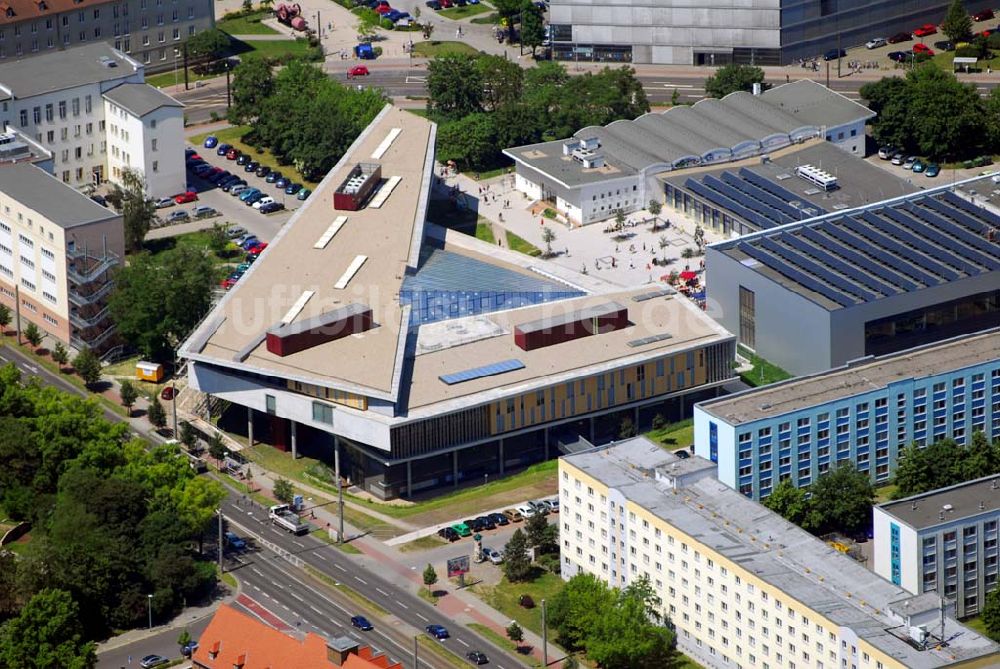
[154,197,174,208]
[438,526,460,541]
[207,170,231,184]
[225,148,240,160]
[516,503,537,518]
[226,226,247,238]
[865,37,886,49]
[466,651,488,665]
[348,65,370,78]
[426,624,450,640]
[245,160,260,173]
[297,188,312,201]
[266,171,283,184]
[888,50,912,62]
[912,159,925,173]
[224,531,246,550]
[913,23,937,36]
[223,179,247,192]
[891,152,906,165]
[259,201,285,214]
[902,156,917,170]
[542,498,560,513]
[933,39,954,51]
[181,641,199,658]
[160,386,175,400]
[439,0,452,7]
[216,143,232,156]
[240,236,261,250]
[488,512,509,526]
[247,242,268,255]
[275,177,291,189]
[425,0,441,8]
[252,196,276,210]
[823,47,846,60]
[351,615,374,631]
[140,655,169,668]
[503,508,523,522]
[203,136,218,149]
[482,547,503,564]
[239,188,262,202]
[912,42,933,54]
[255,165,272,178]
[244,192,265,206]
[236,153,252,166]
[375,3,391,13]
[166,210,190,223]
[193,205,218,219]
[221,277,238,290]
[450,522,471,537]
[925,163,940,177]
[887,32,912,43]
[229,184,250,196]
[473,516,495,531]
[174,190,198,204]
[192,163,213,177]
[285,182,302,195]
[973,8,995,21]
[877,145,895,160]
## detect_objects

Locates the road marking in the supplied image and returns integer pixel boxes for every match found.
[457,638,469,647]
[395,600,409,609]
[315,553,328,561]
[290,592,304,602]
[416,613,428,622]
[649,82,698,87]
[292,540,305,548]
[405,75,427,83]
[376,587,390,597]
[355,576,368,585]
[310,605,323,615]
[335,563,347,572]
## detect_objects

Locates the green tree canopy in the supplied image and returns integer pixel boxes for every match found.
[273,478,294,503]
[982,585,1000,641]
[0,589,97,669]
[23,322,42,348]
[72,347,101,387]
[118,379,138,415]
[108,245,215,361]
[893,434,1000,498]
[186,28,231,63]
[474,55,524,112]
[762,479,810,527]
[105,167,155,253]
[422,563,438,593]
[427,54,483,118]
[228,56,274,125]
[502,529,532,582]
[147,396,167,429]
[805,464,874,535]
[941,0,973,43]
[704,64,766,98]
[519,1,545,55]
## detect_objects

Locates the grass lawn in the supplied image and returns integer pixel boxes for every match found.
[875,483,898,502]
[738,345,792,387]
[960,615,990,637]
[439,3,491,19]
[469,12,499,24]
[217,10,279,34]
[474,569,565,640]
[476,222,495,244]
[468,623,520,654]
[189,126,319,185]
[229,35,317,60]
[411,40,481,57]
[676,653,705,668]
[505,230,542,256]
[645,418,694,450]
[145,69,222,89]
[930,49,1000,72]
[398,534,448,552]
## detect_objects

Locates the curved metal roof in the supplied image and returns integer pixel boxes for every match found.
[603,119,702,169]
[632,112,730,163]
[658,106,758,156]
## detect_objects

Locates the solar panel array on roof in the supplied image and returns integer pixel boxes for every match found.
[439,358,526,385]
[627,333,674,347]
[632,289,673,302]
[721,189,1000,310]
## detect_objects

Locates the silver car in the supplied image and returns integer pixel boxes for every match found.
[865,37,886,49]
[483,547,503,564]
[166,210,190,223]
[154,197,175,209]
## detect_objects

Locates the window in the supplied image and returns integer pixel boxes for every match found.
[151,138,157,151]
[312,401,333,424]
[57,100,66,119]
[265,395,276,415]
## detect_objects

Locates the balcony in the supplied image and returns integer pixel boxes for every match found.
[71,323,117,351]
[70,305,111,330]
[68,280,114,307]
[66,247,119,284]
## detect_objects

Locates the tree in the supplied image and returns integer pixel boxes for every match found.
[541,226,556,256]
[986,87,1000,152]
[228,56,274,125]
[647,199,662,217]
[658,235,668,262]
[474,55,523,112]
[72,347,102,387]
[525,512,549,549]
[23,321,42,348]
[421,21,434,39]
[177,629,192,652]
[207,223,230,256]
[147,395,167,429]
[207,432,228,464]
[519,1,545,55]
[273,478,294,503]
[762,479,810,526]
[51,341,69,367]
[108,246,216,361]
[427,54,483,118]
[614,208,626,229]
[422,563,438,595]
[506,621,524,648]
[436,114,498,171]
[355,7,380,40]
[119,379,138,416]
[941,0,973,44]
[806,463,875,535]
[107,167,156,253]
[492,0,522,35]
[705,64,766,98]
[982,586,1000,641]
[503,529,532,582]
[618,415,636,439]
[179,420,197,451]
[186,28,230,65]
[0,303,10,332]
[0,589,97,669]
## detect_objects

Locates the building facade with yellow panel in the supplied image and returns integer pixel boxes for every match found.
[559,437,1000,669]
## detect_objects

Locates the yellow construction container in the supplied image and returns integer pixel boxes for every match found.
[136,361,164,382]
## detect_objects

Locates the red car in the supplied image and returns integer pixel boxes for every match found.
[913,23,937,37]
[973,9,994,21]
[375,4,391,13]
[174,190,198,204]
[439,0,452,7]
[981,28,994,37]
[225,148,240,160]
[220,277,238,290]
[160,386,175,400]
[186,153,202,162]
[348,65,370,78]
[912,43,934,54]
[247,242,269,255]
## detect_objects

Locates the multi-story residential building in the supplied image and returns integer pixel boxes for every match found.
[693,330,1000,500]
[0,161,123,351]
[180,106,737,500]
[0,0,214,73]
[0,43,184,197]
[559,437,1000,668]
[548,0,993,66]
[874,475,1000,620]
[706,177,1000,376]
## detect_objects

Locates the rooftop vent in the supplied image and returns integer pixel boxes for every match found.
[796,164,837,191]
[98,55,118,68]
[265,303,374,357]
[943,504,954,512]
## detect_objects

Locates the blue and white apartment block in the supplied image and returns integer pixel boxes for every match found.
[694,330,1000,500]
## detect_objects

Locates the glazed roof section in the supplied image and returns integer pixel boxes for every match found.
[503,81,872,188]
[566,438,1000,669]
[181,106,434,401]
[711,179,1000,311]
[696,329,1000,425]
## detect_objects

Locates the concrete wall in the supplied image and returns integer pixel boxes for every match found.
[872,506,919,594]
[105,97,184,198]
[825,120,866,156]
[693,406,736,489]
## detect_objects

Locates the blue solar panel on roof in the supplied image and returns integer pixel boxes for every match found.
[738,168,827,215]
[720,171,805,221]
[924,195,999,240]
[783,233,898,298]
[756,236,877,303]
[841,216,954,282]
[738,242,854,307]
[686,178,777,230]
[817,224,934,288]
[904,203,1000,267]
[880,207,991,273]
[439,358,526,385]
[939,190,1000,227]
[703,175,793,226]
[867,208,981,276]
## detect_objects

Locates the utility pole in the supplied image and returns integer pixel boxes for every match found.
[183,43,190,91]
[217,509,224,572]
[837,32,842,78]
[225,62,232,109]
[147,594,153,630]
[13,284,21,345]
[316,10,321,39]
[541,598,548,667]
[413,635,418,668]
[335,448,344,543]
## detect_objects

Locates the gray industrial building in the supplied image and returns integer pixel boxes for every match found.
[705,177,1000,376]
[548,0,994,65]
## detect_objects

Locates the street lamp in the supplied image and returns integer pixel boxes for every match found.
[147,594,153,630]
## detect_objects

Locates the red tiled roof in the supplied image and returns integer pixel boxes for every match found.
[192,604,401,669]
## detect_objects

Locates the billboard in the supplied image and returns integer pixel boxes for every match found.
[447,556,470,578]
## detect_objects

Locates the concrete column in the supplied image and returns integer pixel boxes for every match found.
[406,460,412,498]
[290,420,298,459]
[589,416,595,443]
[634,406,640,429]
[499,439,505,476]
[452,450,459,489]
[247,407,254,446]
[544,427,550,460]
[680,394,686,416]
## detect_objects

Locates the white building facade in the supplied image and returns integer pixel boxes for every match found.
[104,84,183,198]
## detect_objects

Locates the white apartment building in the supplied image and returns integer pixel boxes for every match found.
[104,83,183,197]
[559,437,1000,669]
[874,474,1000,620]
[0,42,183,198]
